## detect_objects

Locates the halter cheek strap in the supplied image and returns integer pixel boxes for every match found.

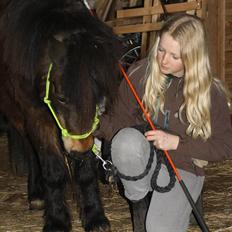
[43,63,100,140]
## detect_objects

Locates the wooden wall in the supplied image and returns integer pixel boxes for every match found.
[205,1,223,79]
[200,0,232,90]
[225,0,232,90]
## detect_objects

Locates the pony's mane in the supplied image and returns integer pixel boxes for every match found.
[62,32,120,114]
[0,0,121,83]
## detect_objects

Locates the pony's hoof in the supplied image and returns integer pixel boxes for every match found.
[85,217,111,232]
[29,199,45,210]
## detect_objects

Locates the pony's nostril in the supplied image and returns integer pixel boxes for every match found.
[62,136,94,153]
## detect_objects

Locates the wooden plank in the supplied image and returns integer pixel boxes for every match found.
[225,51,232,64]
[225,18,232,29]
[149,0,160,51]
[140,0,153,58]
[225,36,232,51]
[96,0,109,20]
[101,0,114,21]
[218,0,226,81]
[226,0,232,88]
[117,1,200,19]
[187,0,197,15]
[196,0,208,18]
[226,9,232,16]
[106,17,142,27]
[226,67,232,73]
[204,0,216,76]
[113,22,163,34]
[224,76,232,90]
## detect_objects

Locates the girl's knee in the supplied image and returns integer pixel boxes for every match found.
[111,127,150,163]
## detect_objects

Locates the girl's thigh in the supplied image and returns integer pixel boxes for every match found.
[146,167,204,232]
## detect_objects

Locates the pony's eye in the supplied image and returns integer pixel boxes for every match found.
[56,95,67,104]
[51,83,67,104]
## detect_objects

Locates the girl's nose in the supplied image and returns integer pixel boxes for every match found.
[162,53,169,65]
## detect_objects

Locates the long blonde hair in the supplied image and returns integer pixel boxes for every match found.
[143,13,230,140]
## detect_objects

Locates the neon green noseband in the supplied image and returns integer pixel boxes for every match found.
[43,63,100,140]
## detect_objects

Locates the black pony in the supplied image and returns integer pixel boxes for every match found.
[0,0,122,231]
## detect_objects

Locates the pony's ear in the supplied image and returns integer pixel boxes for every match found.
[48,36,67,67]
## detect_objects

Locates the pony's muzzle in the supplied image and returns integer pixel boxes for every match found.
[62,135,94,153]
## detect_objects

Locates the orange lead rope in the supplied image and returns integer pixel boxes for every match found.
[118,62,210,232]
[118,63,182,181]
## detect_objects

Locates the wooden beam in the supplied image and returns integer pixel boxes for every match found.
[117,1,201,19]
[218,0,225,81]
[196,0,208,18]
[106,17,142,27]
[140,0,153,58]
[113,22,163,34]
[96,0,114,21]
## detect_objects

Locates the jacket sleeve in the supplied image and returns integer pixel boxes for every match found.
[170,86,232,162]
[94,61,145,141]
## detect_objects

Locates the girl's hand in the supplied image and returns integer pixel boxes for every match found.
[144,130,180,150]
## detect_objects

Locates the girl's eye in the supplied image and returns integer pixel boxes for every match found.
[172,55,180,60]
[158,47,164,52]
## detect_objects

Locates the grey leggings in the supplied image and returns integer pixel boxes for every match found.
[111,128,205,232]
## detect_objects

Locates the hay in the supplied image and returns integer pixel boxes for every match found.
[0,134,232,231]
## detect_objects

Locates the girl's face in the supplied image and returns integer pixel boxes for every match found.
[157,33,184,77]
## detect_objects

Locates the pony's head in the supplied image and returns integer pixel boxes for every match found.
[1,0,122,153]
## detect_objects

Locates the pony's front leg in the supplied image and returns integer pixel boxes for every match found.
[40,151,71,232]
[25,115,72,231]
[27,139,45,210]
[73,151,110,232]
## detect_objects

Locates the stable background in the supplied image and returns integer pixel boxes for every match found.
[0,131,232,231]
[0,0,232,231]
[94,0,232,91]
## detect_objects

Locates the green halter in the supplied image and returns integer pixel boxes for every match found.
[43,63,100,141]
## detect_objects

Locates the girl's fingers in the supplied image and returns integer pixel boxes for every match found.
[144,130,156,136]
[146,135,155,141]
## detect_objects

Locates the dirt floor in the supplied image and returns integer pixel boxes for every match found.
[0,134,232,232]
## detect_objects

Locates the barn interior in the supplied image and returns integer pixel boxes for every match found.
[0,0,232,231]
